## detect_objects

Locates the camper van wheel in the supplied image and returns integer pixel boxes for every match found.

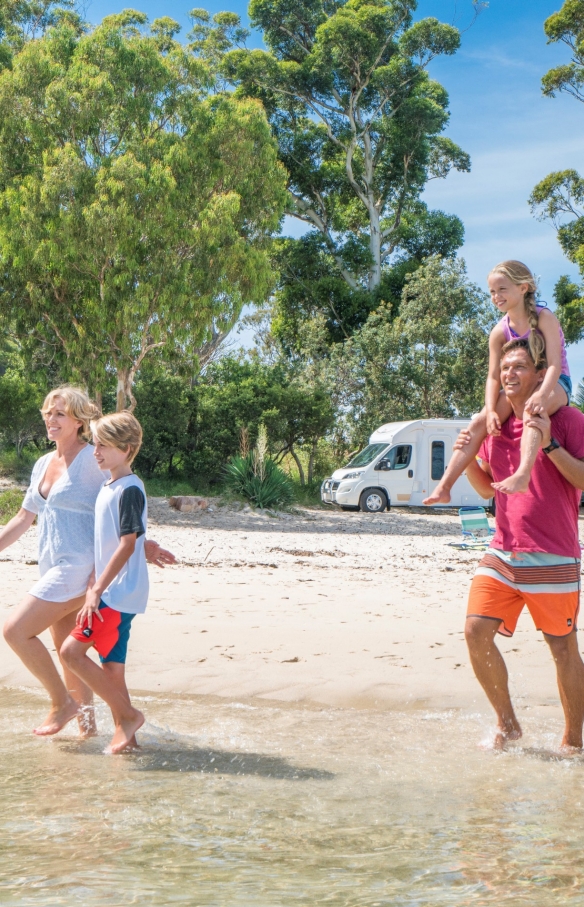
[359,489,388,513]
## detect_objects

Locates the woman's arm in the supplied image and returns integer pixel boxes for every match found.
[485,325,506,433]
[0,508,36,553]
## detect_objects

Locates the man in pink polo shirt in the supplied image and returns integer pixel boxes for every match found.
[461,338,584,750]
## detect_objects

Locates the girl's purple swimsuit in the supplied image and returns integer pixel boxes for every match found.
[500,303,571,397]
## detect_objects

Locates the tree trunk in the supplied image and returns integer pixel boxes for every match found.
[307,438,318,483]
[94,390,103,414]
[289,445,305,486]
[368,203,382,291]
[116,369,137,412]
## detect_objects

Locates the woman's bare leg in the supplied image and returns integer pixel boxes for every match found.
[423,395,512,505]
[3,593,84,735]
[493,383,569,495]
[50,612,97,738]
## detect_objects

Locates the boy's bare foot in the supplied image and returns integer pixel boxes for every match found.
[105,710,145,755]
[423,485,452,505]
[33,697,79,736]
[492,473,530,495]
[77,705,98,738]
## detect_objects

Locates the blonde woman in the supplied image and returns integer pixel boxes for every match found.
[424,260,571,503]
[0,386,174,737]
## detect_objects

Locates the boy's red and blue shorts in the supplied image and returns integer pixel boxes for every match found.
[70,601,135,664]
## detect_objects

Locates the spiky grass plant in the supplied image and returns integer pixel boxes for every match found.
[226,424,294,508]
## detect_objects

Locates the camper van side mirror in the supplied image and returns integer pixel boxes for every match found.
[375,459,391,471]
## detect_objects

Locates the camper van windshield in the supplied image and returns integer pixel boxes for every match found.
[345,444,388,468]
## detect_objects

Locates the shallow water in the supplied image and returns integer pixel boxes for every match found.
[2,689,584,906]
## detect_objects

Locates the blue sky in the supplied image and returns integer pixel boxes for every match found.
[84,0,584,381]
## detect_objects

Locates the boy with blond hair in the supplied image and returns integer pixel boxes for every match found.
[61,411,148,754]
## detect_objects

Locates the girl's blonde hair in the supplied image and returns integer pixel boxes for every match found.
[90,411,143,465]
[489,260,546,368]
[41,386,100,441]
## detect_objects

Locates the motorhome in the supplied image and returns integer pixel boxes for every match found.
[321,419,493,512]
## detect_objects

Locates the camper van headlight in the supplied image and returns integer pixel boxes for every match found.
[342,471,362,481]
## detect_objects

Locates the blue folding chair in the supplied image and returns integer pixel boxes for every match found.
[448,506,495,550]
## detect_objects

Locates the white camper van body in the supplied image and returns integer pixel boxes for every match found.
[321,419,491,511]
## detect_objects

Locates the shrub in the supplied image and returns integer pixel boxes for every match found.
[224,425,294,508]
[0,489,24,524]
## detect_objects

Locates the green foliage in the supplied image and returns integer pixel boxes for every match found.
[194,0,470,349]
[0,369,45,454]
[330,256,495,445]
[192,357,335,482]
[542,0,584,102]
[533,4,584,336]
[225,426,295,507]
[133,368,197,479]
[0,488,23,523]
[0,11,288,407]
[553,274,584,344]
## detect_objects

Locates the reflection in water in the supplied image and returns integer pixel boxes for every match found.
[1,688,584,905]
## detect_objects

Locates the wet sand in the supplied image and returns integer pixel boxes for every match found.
[0,499,579,714]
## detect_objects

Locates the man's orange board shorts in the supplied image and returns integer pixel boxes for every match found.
[467,550,580,638]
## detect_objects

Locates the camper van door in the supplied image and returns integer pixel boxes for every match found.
[377,443,416,505]
[426,434,452,500]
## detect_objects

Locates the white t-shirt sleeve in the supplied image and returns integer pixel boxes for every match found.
[21,458,43,515]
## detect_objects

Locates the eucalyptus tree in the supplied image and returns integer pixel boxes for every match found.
[0,11,287,408]
[530,0,584,341]
[197,0,473,346]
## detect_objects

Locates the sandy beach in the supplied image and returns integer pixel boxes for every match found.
[0,498,580,715]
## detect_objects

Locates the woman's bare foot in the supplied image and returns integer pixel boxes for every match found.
[33,697,79,736]
[77,705,98,738]
[105,710,144,755]
[423,485,452,505]
[492,473,530,495]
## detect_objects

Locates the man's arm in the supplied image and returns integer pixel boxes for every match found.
[526,413,584,490]
[452,430,494,499]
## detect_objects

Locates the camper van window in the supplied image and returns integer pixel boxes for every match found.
[345,444,388,468]
[431,441,445,480]
[387,445,412,470]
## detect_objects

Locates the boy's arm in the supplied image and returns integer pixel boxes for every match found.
[78,534,138,629]
[0,508,36,553]
[79,484,146,628]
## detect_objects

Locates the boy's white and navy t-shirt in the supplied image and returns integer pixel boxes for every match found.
[95,474,149,615]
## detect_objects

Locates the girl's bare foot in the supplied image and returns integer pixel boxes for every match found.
[33,697,79,736]
[105,710,145,755]
[492,473,530,494]
[423,485,452,505]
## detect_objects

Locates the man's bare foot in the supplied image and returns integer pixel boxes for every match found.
[558,742,582,757]
[77,705,98,739]
[105,710,145,755]
[492,725,522,751]
[492,473,530,495]
[423,485,452,505]
[33,697,79,736]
